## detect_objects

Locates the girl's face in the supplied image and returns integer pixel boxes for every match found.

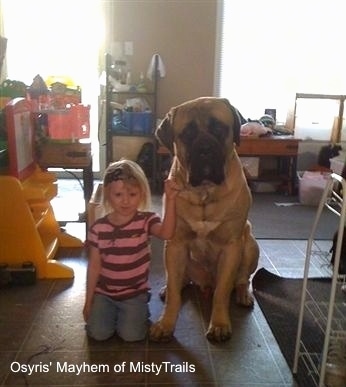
[107,180,142,218]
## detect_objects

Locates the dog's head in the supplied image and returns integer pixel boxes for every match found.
[156,97,241,187]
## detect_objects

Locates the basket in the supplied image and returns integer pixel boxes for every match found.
[297,171,330,206]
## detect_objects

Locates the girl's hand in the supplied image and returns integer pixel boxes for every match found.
[83,303,90,322]
[164,178,181,200]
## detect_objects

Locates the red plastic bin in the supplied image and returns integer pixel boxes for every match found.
[47,104,90,140]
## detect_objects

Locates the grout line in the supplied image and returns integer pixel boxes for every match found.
[252,308,295,386]
[1,280,57,385]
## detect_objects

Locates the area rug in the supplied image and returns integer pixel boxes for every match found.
[249,193,337,240]
[252,268,346,387]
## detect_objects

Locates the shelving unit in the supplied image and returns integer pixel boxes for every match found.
[293,173,346,386]
[104,53,159,188]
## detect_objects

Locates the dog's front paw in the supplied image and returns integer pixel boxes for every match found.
[206,323,232,342]
[149,320,174,342]
[235,284,254,307]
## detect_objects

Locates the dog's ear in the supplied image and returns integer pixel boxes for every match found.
[155,110,175,154]
[221,99,242,146]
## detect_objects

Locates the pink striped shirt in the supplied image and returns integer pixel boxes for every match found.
[87,211,161,300]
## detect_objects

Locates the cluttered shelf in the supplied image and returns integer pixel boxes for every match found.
[104,53,159,171]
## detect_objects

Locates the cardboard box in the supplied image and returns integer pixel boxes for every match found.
[249,181,280,193]
[38,142,92,168]
[249,180,282,193]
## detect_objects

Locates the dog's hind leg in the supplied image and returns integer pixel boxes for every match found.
[235,221,259,306]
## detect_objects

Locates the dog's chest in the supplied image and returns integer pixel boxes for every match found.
[190,219,220,238]
[178,188,224,238]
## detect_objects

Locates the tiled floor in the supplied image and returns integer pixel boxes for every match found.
[0,179,333,386]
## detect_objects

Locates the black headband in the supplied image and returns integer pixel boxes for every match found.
[104,167,135,186]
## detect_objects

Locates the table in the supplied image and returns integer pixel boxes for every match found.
[157,135,300,194]
[37,141,93,221]
[236,135,300,194]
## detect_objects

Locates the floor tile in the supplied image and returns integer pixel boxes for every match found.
[1,179,329,386]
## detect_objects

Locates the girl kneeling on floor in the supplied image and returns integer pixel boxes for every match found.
[83,159,179,342]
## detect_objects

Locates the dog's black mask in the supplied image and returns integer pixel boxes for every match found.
[179,118,228,186]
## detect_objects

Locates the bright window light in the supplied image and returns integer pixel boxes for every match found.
[218,0,346,139]
[1,0,104,169]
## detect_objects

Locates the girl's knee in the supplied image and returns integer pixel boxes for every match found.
[86,325,115,341]
[117,328,147,342]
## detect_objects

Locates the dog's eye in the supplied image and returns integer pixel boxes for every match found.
[208,119,228,142]
[180,123,198,145]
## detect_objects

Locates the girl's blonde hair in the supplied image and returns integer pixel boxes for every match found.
[102,159,151,212]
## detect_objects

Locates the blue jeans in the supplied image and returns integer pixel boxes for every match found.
[86,292,150,342]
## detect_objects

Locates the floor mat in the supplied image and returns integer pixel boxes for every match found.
[252,268,345,387]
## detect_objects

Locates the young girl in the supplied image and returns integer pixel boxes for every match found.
[83,159,179,342]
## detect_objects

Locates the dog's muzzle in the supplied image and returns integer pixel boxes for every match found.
[188,137,226,187]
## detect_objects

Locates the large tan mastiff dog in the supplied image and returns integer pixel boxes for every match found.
[149,97,259,342]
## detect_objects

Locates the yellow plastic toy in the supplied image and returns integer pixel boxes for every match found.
[0,174,81,279]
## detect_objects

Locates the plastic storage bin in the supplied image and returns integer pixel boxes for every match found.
[297,171,330,206]
[112,110,130,134]
[47,104,90,140]
[122,111,152,135]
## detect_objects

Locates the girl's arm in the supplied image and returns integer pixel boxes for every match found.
[83,245,101,321]
[151,178,180,240]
